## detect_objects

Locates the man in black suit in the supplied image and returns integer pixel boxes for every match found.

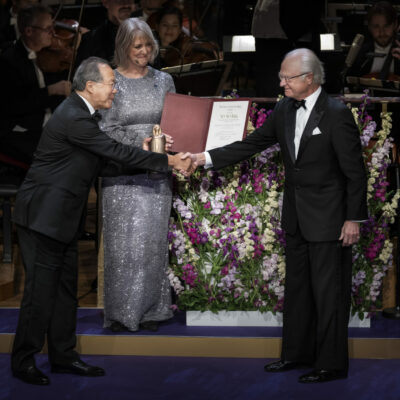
[186,48,368,383]
[0,5,70,164]
[75,0,137,66]
[348,1,400,79]
[11,56,192,386]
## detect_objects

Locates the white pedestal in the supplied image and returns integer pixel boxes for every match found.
[186,311,370,328]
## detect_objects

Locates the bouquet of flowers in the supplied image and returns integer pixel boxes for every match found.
[168,92,399,318]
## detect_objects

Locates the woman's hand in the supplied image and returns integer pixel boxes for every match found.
[142,137,152,151]
[165,134,173,153]
[143,134,173,152]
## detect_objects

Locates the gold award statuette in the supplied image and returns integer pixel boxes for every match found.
[150,124,166,154]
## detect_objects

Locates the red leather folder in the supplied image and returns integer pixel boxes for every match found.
[160,93,251,153]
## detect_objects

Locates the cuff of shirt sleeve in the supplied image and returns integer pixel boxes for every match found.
[204,151,213,168]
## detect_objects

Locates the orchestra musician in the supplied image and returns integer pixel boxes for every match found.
[348,1,400,81]
[0,0,37,52]
[0,4,70,165]
[75,0,137,66]
[154,6,218,68]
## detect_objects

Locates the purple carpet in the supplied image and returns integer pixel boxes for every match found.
[1,308,399,338]
[1,355,400,400]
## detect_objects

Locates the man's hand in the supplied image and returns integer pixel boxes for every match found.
[48,80,71,97]
[392,39,400,60]
[168,153,194,176]
[339,221,360,246]
[180,152,206,167]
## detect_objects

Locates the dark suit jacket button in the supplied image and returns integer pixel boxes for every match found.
[295,186,300,190]
[294,168,300,172]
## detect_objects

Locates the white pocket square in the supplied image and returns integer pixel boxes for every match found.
[312,127,322,136]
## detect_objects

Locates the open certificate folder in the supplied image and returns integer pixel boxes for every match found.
[160,93,251,154]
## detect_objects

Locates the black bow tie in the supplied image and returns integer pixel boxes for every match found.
[292,99,306,110]
[92,111,102,122]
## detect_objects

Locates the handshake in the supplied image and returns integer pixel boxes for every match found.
[167,152,206,176]
[143,134,206,177]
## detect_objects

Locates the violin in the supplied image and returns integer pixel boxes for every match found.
[36,19,79,74]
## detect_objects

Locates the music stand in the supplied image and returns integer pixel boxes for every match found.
[161,60,232,97]
[346,76,400,96]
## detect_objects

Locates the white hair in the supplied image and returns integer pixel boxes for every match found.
[284,48,325,85]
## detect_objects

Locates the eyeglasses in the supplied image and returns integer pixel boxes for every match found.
[93,81,116,89]
[278,72,310,83]
[30,25,54,33]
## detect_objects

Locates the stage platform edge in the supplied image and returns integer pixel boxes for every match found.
[0,335,399,359]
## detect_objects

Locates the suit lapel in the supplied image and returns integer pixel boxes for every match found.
[296,91,326,161]
[285,102,296,164]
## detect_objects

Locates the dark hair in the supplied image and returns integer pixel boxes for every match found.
[17,4,52,35]
[156,6,183,27]
[72,57,110,91]
[367,1,398,25]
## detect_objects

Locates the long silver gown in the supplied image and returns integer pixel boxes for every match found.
[100,67,175,331]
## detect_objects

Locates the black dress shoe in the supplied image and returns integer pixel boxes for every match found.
[264,360,301,372]
[51,360,105,376]
[139,321,159,332]
[110,321,128,332]
[298,369,347,383]
[13,365,50,385]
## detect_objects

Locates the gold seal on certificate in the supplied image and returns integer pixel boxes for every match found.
[150,124,166,154]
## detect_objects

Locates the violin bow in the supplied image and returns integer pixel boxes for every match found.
[67,0,86,82]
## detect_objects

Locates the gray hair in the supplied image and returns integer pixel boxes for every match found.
[284,48,325,85]
[72,57,110,91]
[113,18,159,68]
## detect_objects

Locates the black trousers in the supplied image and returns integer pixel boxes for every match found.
[281,226,352,372]
[11,226,80,372]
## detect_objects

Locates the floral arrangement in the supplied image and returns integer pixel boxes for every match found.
[168,92,399,318]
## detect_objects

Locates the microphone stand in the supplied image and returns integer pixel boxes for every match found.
[383,141,400,319]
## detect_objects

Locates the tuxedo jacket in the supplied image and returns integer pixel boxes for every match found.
[0,5,15,52]
[13,92,168,244]
[209,90,368,242]
[348,40,400,78]
[75,19,118,67]
[0,39,63,133]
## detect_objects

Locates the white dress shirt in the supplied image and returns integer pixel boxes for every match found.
[77,93,96,115]
[370,43,394,74]
[294,86,321,158]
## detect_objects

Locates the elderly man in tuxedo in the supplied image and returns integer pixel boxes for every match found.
[11,56,191,385]
[187,48,367,383]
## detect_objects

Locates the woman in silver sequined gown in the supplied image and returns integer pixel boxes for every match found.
[100,18,174,331]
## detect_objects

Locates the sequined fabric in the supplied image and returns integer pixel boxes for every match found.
[100,67,175,331]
